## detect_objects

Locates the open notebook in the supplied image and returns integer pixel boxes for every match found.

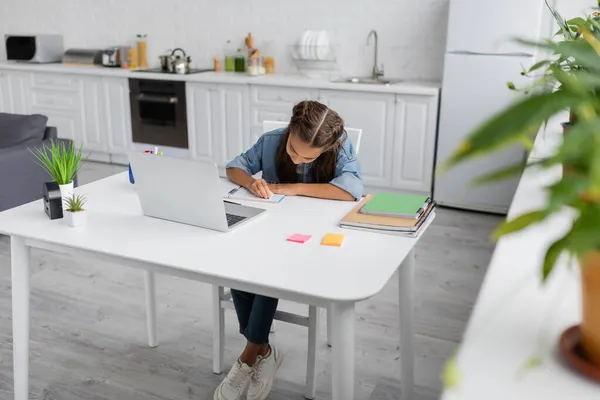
[224,186,285,204]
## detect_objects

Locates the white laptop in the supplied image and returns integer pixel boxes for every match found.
[129,153,265,232]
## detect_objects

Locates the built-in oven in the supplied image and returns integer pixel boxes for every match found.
[129,78,188,149]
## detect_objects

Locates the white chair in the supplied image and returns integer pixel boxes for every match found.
[212,120,363,400]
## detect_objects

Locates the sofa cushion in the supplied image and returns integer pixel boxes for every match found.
[0,113,48,149]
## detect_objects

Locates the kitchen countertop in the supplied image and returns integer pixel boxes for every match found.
[0,61,441,96]
[441,121,598,399]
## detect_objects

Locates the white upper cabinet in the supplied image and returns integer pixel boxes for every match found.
[318,90,396,188]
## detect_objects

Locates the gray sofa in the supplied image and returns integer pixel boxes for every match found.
[0,113,77,212]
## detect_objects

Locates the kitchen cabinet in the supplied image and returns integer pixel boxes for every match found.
[28,73,84,146]
[81,77,132,163]
[187,82,249,172]
[392,94,438,192]
[0,64,440,193]
[82,77,109,158]
[43,112,84,145]
[249,85,318,145]
[318,90,396,188]
[0,71,31,114]
[103,78,133,157]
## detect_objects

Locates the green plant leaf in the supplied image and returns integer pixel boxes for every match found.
[520,354,543,372]
[555,39,600,72]
[442,90,582,170]
[441,354,462,389]
[556,117,599,166]
[589,133,600,195]
[547,174,590,211]
[492,210,548,241]
[527,60,551,74]
[64,193,87,212]
[542,236,569,282]
[565,205,600,257]
[29,140,84,185]
[568,17,586,25]
[472,162,527,185]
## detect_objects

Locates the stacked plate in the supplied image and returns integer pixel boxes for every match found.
[298,30,331,61]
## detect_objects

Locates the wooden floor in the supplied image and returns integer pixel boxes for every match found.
[0,162,503,400]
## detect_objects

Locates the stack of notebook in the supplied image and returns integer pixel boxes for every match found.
[340,193,436,237]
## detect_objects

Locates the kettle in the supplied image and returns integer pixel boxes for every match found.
[168,48,191,74]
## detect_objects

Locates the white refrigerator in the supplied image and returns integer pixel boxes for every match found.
[434,0,546,213]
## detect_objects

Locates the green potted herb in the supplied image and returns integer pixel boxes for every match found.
[63,193,87,227]
[30,140,84,210]
[510,1,600,132]
[442,10,600,375]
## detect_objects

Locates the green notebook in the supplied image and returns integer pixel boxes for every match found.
[360,193,431,219]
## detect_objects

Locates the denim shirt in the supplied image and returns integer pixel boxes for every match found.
[226,128,363,200]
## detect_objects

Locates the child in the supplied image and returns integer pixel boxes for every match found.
[214,100,362,400]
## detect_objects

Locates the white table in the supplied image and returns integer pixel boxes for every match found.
[441,122,600,399]
[0,172,432,400]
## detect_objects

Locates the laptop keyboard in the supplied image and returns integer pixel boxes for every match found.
[226,213,246,227]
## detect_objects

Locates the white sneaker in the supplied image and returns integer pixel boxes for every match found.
[214,360,254,400]
[247,345,284,400]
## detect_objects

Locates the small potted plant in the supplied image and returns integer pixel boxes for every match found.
[31,140,84,210]
[63,193,87,227]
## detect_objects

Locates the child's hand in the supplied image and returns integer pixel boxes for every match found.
[247,179,273,199]
[269,184,299,196]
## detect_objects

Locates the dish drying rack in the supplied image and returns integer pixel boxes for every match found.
[290,45,341,80]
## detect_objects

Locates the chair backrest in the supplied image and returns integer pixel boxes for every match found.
[262,121,362,155]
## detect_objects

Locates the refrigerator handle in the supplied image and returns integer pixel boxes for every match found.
[448,50,535,58]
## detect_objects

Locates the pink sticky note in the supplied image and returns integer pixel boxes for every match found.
[287,233,312,244]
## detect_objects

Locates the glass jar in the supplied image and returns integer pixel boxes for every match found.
[234,49,246,72]
[128,48,138,69]
[264,57,275,74]
[247,57,266,76]
[224,40,235,72]
[137,34,148,69]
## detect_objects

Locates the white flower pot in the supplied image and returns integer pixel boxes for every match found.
[58,181,74,211]
[64,210,87,227]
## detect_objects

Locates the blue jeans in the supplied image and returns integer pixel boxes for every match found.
[231,289,279,345]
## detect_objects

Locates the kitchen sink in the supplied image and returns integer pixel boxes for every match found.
[334,77,403,85]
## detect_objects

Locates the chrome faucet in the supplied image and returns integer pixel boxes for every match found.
[367,29,384,80]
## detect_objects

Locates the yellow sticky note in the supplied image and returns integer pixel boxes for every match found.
[321,233,345,247]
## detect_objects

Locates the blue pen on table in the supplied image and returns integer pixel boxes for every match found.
[227,187,240,197]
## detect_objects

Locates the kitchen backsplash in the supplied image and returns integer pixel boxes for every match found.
[0,0,589,80]
[0,0,450,80]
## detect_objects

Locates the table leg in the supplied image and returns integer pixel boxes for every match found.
[11,236,30,400]
[398,249,416,400]
[144,271,158,348]
[212,285,225,374]
[330,301,355,400]
[326,306,333,347]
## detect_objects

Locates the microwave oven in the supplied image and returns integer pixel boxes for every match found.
[5,34,64,63]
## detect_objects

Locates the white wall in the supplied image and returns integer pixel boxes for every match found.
[556,0,595,18]
[0,0,450,81]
